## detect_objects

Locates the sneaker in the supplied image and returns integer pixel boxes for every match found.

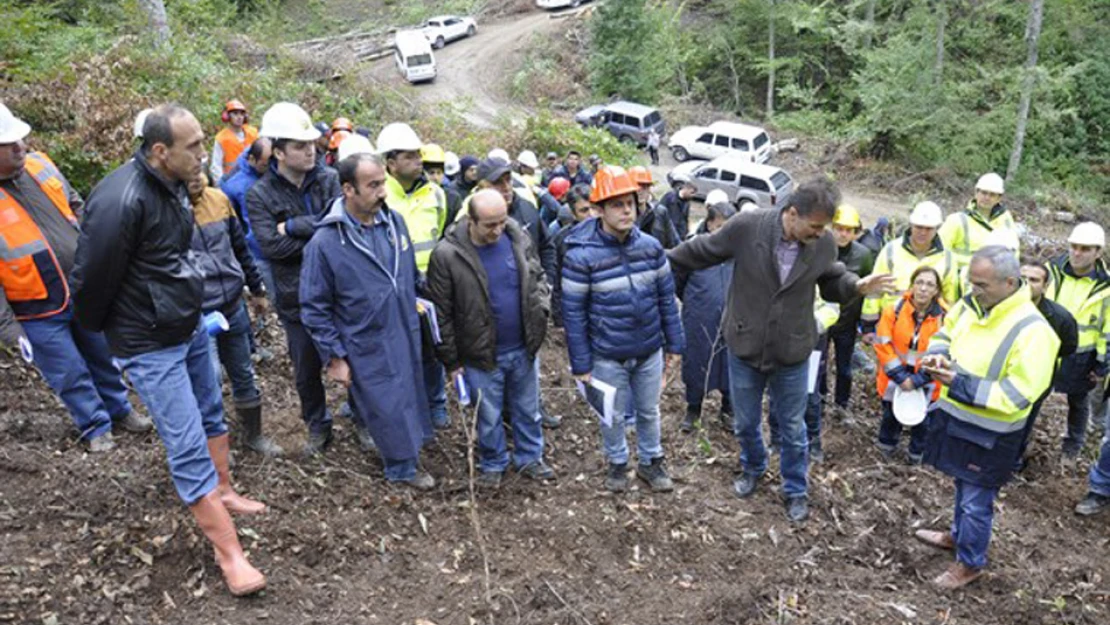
[605,463,629,493]
[1075,492,1110,516]
[732,472,759,498]
[680,405,700,433]
[539,406,562,429]
[519,461,555,481]
[88,432,116,453]
[636,457,674,492]
[476,471,502,489]
[354,425,377,452]
[303,428,333,456]
[113,412,153,433]
[432,412,450,430]
[785,496,809,522]
[395,470,436,491]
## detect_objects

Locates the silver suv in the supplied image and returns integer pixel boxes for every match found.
[667,156,794,210]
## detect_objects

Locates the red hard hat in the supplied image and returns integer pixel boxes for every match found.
[589,166,638,204]
[547,177,571,201]
[627,165,653,186]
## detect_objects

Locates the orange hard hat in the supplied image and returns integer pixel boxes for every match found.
[589,165,639,204]
[224,99,247,113]
[328,130,351,151]
[627,165,653,186]
[331,117,354,133]
[547,177,571,201]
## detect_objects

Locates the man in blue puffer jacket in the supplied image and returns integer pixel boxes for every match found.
[562,165,685,494]
[220,138,274,296]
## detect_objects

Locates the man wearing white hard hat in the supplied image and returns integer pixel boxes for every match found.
[0,102,148,453]
[246,102,342,456]
[1046,222,1110,458]
[377,122,451,430]
[862,201,960,337]
[939,172,1018,271]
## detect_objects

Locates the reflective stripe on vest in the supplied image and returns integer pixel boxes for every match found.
[0,152,76,320]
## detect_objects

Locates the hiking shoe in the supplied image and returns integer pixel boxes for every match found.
[303,428,333,457]
[539,406,562,429]
[88,432,116,453]
[785,496,809,522]
[933,562,983,590]
[1075,492,1110,516]
[605,463,629,493]
[914,529,955,550]
[354,424,377,452]
[396,470,436,491]
[113,412,153,433]
[636,457,674,493]
[476,471,503,489]
[519,461,555,481]
[876,441,897,459]
[733,472,759,498]
[680,404,700,433]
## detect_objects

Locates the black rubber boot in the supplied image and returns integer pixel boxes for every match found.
[238,404,284,457]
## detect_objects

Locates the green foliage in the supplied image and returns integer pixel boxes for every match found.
[588,0,680,104]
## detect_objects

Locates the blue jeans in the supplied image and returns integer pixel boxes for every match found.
[21,307,132,441]
[593,350,664,466]
[209,302,261,408]
[951,479,998,569]
[464,348,545,473]
[423,357,448,427]
[729,353,810,498]
[877,400,929,456]
[118,325,226,504]
[1088,432,1110,497]
[251,251,277,306]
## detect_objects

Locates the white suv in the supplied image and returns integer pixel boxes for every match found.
[668,121,771,163]
[421,15,477,49]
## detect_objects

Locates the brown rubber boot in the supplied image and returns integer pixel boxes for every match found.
[914,528,955,550]
[207,434,266,515]
[189,491,266,596]
[933,562,983,590]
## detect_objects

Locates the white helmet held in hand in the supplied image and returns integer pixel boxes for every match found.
[975,172,1005,195]
[983,228,1020,251]
[1068,222,1106,248]
[259,102,321,142]
[376,123,423,154]
[909,201,944,228]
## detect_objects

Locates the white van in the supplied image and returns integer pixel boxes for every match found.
[668,121,772,164]
[394,30,436,83]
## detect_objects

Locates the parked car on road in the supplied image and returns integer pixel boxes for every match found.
[394,30,436,83]
[667,156,794,210]
[421,15,477,49]
[573,100,665,147]
[536,0,593,9]
[668,121,772,163]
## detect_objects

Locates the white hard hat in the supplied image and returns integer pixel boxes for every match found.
[983,228,1019,251]
[259,102,321,142]
[1068,222,1106,248]
[0,103,32,144]
[133,108,153,139]
[336,134,376,162]
[376,122,423,154]
[488,148,510,162]
[444,151,460,176]
[909,201,944,227]
[705,189,730,208]
[517,150,539,169]
[975,172,1005,195]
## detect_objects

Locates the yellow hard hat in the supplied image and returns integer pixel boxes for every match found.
[832,204,861,229]
[420,143,446,164]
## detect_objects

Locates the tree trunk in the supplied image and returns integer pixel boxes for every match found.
[721,37,743,115]
[864,0,876,49]
[766,0,776,119]
[1007,0,1045,182]
[138,0,171,46]
[934,0,946,86]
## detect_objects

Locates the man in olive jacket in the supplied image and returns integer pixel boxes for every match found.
[668,179,894,522]
[426,190,553,487]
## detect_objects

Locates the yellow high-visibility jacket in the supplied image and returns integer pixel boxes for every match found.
[384,174,447,272]
[861,233,959,330]
[925,285,1059,433]
[1046,257,1110,366]
[938,199,1018,270]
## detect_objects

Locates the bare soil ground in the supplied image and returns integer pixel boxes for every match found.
[2,321,1109,624]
